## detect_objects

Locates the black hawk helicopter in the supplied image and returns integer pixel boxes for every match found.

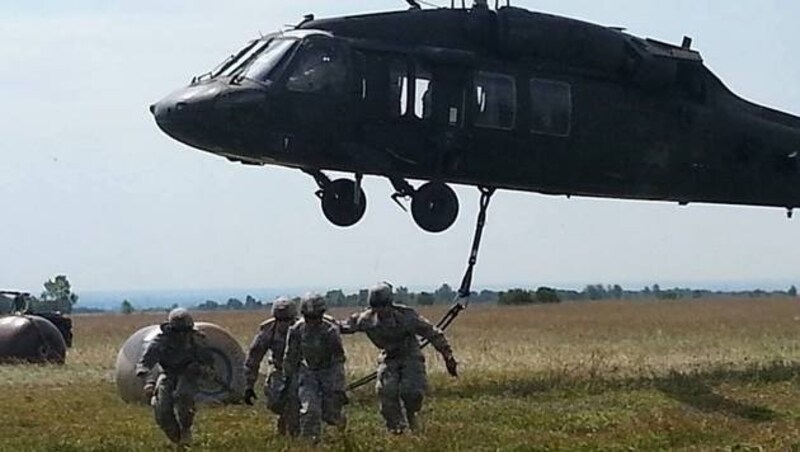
[151,1,800,232]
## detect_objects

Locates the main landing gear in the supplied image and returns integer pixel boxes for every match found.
[305,170,460,232]
[305,170,366,227]
[390,178,459,233]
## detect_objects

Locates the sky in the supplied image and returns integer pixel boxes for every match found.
[1,0,798,296]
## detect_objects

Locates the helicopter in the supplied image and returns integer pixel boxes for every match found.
[151,1,800,233]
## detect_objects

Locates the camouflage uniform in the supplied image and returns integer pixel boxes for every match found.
[284,295,347,440]
[243,298,300,436]
[136,308,213,446]
[341,283,457,433]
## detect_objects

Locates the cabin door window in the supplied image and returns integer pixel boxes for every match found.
[413,66,432,120]
[388,62,409,118]
[473,71,516,130]
[529,79,572,137]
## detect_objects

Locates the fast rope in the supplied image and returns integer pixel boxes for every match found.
[347,186,496,391]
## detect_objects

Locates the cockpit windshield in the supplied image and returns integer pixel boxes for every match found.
[209,40,261,79]
[241,38,298,84]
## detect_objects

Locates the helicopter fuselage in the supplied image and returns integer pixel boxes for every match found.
[152,7,800,230]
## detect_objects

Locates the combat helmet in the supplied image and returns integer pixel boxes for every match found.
[300,293,326,318]
[272,297,298,321]
[368,282,394,308]
[167,307,195,331]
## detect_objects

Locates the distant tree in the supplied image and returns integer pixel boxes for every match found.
[434,283,455,303]
[498,289,537,305]
[395,286,411,304]
[357,289,369,307]
[197,300,220,311]
[610,284,624,300]
[244,295,262,309]
[40,275,78,313]
[325,290,346,307]
[535,287,561,304]
[417,292,435,306]
[476,289,498,303]
[226,298,244,310]
[789,285,798,297]
[120,300,135,315]
[584,284,606,301]
[652,284,661,296]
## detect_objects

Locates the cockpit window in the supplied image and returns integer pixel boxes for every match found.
[286,39,347,94]
[209,40,259,79]
[242,38,298,84]
[217,40,272,79]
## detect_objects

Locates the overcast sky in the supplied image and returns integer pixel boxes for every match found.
[1,0,798,295]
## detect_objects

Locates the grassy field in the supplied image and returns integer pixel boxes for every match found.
[2,298,800,450]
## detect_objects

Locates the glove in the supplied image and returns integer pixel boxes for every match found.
[143,383,155,399]
[244,388,257,406]
[444,354,458,378]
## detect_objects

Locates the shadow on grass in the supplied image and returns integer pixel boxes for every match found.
[654,370,778,421]
[410,360,798,422]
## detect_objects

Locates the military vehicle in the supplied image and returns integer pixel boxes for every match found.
[151,1,800,233]
[0,291,73,364]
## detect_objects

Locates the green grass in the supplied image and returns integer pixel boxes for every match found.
[2,298,800,450]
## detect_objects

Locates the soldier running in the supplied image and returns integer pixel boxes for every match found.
[283,294,348,441]
[136,308,214,447]
[243,297,300,436]
[340,282,458,433]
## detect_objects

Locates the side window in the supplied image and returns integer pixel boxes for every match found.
[414,66,432,120]
[530,79,572,137]
[388,61,409,118]
[286,39,346,94]
[474,71,516,130]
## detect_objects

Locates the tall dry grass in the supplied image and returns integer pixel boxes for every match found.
[0,297,799,450]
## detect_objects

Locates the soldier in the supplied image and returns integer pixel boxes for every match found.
[283,294,347,441]
[136,308,214,446]
[243,297,300,436]
[10,292,29,314]
[340,282,458,433]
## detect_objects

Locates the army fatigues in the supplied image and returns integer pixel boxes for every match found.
[244,318,300,436]
[283,317,347,439]
[136,325,213,445]
[341,304,453,432]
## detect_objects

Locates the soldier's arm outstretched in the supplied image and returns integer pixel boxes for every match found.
[337,313,362,335]
[411,312,458,377]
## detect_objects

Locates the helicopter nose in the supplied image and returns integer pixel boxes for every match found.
[151,84,222,148]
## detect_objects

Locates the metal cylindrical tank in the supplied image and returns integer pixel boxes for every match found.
[115,322,245,404]
[0,315,67,364]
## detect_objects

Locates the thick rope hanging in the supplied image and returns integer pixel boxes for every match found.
[347,187,496,391]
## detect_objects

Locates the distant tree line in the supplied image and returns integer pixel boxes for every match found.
[103,282,800,314]
[116,283,793,312]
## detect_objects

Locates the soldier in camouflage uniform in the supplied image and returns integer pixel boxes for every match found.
[283,294,347,440]
[243,297,300,436]
[136,308,214,446]
[340,282,458,433]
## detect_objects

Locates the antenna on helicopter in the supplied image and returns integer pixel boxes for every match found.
[406,0,421,9]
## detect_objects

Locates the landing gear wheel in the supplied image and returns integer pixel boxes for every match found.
[321,179,367,227]
[411,182,459,233]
